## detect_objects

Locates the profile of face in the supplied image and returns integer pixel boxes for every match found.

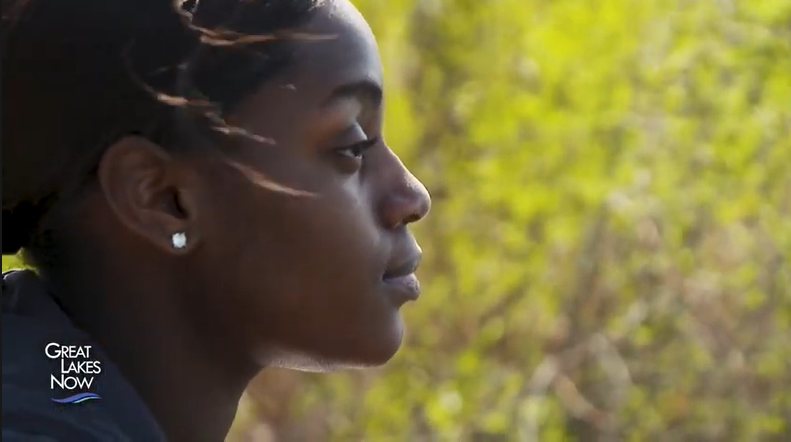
[98,0,430,371]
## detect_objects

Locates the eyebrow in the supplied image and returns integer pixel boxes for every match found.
[322,79,383,108]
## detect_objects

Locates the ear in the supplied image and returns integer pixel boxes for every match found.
[96,136,201,255]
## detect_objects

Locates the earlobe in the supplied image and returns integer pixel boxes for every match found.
[171,232,188,249]
[169,231,199,255]
[96,136,201,255]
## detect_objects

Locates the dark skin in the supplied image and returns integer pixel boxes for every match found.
[40,1,430,441]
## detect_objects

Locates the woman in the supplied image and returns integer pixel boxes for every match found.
[2,0,431,440]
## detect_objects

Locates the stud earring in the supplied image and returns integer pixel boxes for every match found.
[171,232,187,249]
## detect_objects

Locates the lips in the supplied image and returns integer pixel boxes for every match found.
[383,255,421,280]
[383,252,422,304]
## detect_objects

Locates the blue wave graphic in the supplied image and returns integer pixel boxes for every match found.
[51,392,101,404]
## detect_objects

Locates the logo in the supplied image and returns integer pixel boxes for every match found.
[45,343,102,404]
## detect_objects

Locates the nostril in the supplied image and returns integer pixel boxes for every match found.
[403,212,422,225]
[379,154,431,228]
[381,190,430,229]
[403,191,430,226]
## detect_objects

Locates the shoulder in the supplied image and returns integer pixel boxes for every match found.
[2,271,166,441]
[3,411,115,442]
[3,382,133,442]
[2,318,137,442]
[3,429,60,442]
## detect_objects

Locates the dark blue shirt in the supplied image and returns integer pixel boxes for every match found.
[2,270,166,441]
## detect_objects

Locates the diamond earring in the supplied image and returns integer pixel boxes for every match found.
[171,232,187,249]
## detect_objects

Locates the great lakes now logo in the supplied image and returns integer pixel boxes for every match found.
[45,343,102,404]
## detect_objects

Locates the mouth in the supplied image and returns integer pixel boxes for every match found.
[382,253,422,304]
[383,254,421,280]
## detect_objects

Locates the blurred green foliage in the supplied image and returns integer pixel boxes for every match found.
[4,0,790,440]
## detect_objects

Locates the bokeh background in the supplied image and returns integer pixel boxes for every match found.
[4,0,790,440]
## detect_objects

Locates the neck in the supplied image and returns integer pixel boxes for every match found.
[44,248,258,442]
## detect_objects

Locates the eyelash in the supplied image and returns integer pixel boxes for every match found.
[334,136,380,160]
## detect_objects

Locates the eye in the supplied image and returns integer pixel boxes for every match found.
[333,136,379,162]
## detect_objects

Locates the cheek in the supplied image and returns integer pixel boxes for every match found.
[195,158,405,364]
[217,179,386,317]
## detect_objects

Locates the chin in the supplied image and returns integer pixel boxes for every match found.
[261,314,405,372]
[323,319,406,370]
[353,308,406,366]
[349,331,404,368]
[263,343,402,373]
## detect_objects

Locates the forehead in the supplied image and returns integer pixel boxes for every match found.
[227,0,383,144]
[283,0,383,93]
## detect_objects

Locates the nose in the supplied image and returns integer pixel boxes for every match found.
[378,154,431,229]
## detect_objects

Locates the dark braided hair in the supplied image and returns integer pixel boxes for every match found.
[2,0,321,261]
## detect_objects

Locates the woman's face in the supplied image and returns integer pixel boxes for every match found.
[188,0,430,369]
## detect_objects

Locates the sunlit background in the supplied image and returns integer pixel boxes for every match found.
[4,0,790,440]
